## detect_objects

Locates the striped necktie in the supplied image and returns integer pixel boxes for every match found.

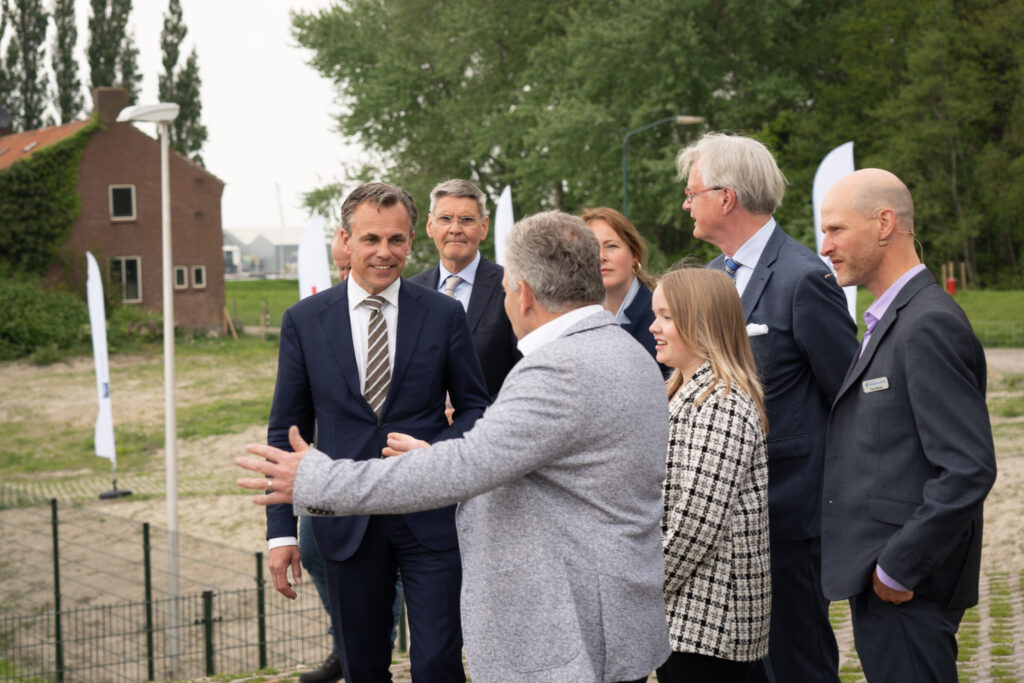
[724,257,741,281]
[363,295,390,416]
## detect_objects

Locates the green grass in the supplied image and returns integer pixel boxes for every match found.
[986,573,1016,683]
[178,398,272,439]
[0,334,280,477]
[958,606,981,664]
[991,373,1024,392]
[989,396,1024,418]
[225,279,304,327]
[855,288,1024,346]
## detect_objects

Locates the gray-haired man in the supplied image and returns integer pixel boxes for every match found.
[409,179,519,398]
[677,132,858,683]
[240,210,671,682]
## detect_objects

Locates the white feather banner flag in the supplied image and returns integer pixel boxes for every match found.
[86,252,116,462]
[493,185,514,266]
[812,141,858,320]
[298,215,332,299]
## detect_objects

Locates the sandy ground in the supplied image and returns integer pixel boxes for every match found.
[2,348,1022,681]
[73,349,1024,574]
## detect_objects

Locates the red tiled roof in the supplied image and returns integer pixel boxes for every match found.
[0,119,91,172]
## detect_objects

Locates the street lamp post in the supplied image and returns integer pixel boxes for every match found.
[621,114,705,218]
[116,102,181,674]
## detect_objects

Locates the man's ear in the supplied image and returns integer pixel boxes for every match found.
[876,208,897,242]
[518,279,535,315]
[719,186,738,215]
[480,216,490,242]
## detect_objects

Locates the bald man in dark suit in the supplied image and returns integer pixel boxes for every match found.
[819,168,996,682]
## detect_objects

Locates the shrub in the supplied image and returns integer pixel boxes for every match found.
[0,273,89,361]
[107,305,162,351]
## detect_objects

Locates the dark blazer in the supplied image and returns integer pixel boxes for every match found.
[265,278,490,561]
[620,280,670,376]
[821,270,996,609]
[710,226,858,541]
[409,255,520,397]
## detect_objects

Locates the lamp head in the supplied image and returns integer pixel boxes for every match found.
[117,103,180,124]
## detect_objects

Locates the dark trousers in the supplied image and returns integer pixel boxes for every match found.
[850,588,964,682]
[299,514,332,614]
[324,514,464,683]
[747,537,839,683]
[300,515,404,655]
[657,651,752,683]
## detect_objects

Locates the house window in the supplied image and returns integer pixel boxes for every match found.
[110,257,142,303]
[174,266,188,290]
[109,185,136,221]
[192,265,207,289]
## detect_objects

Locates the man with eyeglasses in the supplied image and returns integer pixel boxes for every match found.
[410,179,520,398]
[676,133,858,683]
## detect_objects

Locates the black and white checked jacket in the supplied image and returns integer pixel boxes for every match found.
[662,362,771,662]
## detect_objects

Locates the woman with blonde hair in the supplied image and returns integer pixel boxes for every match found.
[650,267,770,682]
[581,207,665,373]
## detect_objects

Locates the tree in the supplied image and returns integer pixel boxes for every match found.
[294,0,1022,284]
[293,0,843,265]
[766,0,1024,287]
[87,0,139,101]
[118,27,140,102]
[4,0,51,131]
[50,0,82,123]
[0,8,11,112]
[158,0,206,163]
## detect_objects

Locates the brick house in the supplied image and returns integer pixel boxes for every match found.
[0,88,225,329]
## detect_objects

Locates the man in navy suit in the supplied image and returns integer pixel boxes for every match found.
[676,133,858,682]
[265,182,489,682]
[409,179,520,398]
[819,169,995,681]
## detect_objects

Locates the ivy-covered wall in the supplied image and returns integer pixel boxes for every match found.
[0,117,99,276]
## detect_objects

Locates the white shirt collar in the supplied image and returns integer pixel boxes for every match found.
[727,218,775,295]
[438,251,481,288]
[347,274,402,312]
[730,217,776,268]
[517,304,604,357]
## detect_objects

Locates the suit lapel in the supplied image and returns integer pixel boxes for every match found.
[835,270,934,400]
[466,256,498,332]
[421,264,442,290]
[388,280,428,414]
[319,284,369,413]
[739,226,783,321]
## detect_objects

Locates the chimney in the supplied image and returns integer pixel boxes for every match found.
[92,87,131,125]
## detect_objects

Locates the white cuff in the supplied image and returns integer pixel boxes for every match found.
[268,536,298,550]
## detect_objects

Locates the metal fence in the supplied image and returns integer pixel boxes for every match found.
[0,486,334,681]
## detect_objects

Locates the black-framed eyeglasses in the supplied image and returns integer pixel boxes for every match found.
[433,215,480,228]
[683,187,723,203]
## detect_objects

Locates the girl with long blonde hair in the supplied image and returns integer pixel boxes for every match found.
[650,267,770,682]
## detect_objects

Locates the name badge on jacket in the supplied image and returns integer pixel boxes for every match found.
[862,377,890,393]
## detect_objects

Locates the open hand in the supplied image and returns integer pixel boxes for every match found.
[236,426,310,505]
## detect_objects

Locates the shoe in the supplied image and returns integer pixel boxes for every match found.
[299,652,343,683]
